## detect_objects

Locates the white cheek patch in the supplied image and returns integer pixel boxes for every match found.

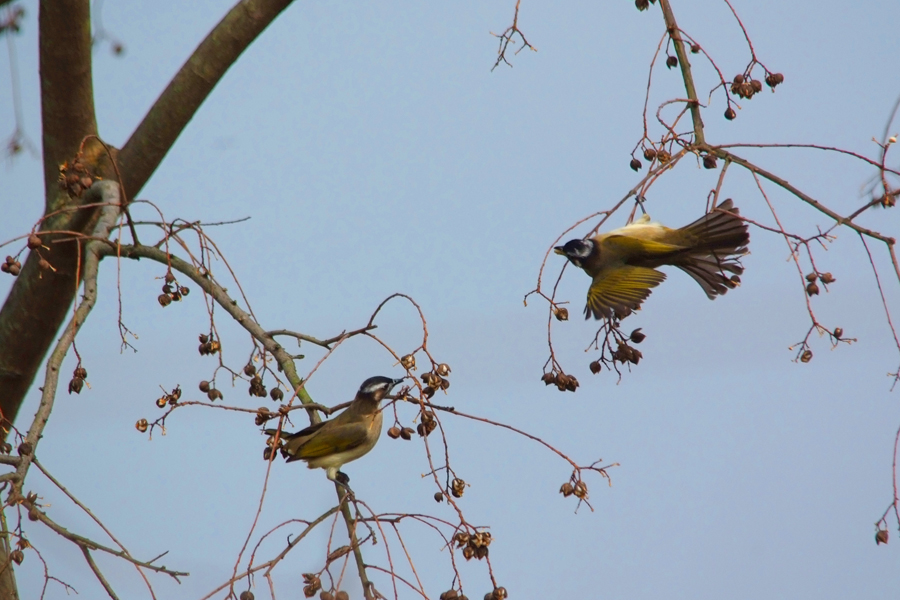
[362,382,387,395]
[574,240,594,258]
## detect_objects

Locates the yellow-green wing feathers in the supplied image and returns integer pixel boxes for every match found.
[585,265,666,320]
[284,422,370,462]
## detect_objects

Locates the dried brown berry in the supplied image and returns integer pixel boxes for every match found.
[320,593,335,600]
[199,333,209,343]
[400,354,416,370]
[436,363,451,377]
[463,546,475,560]
[733,74,745,85]
[724,107,736,121]
[440,590,460,600]
[136,418,149,432]
[199,380,210,393]
[240,591,255,600]
[800,349,813,363]
[244,364,257,376]
[387,426,401,439]
[560,482,575,497]
[440,377,450,391]
[553,306,569,321]
[635,0,649,10]
[335,592,349,600]
[820,272,835,284]
[451,477,466,498]
[475,545,488,559]
[589,360,602,374]
[541,372,555,385]
[179,286,190,296]
[10,549,23,565]
[630,328,646,343]
[158,293,172,307]
[156,396,168,409]
[630,158,642,171]
[165,271,176,284]
[805,272,818,282]
[806,282,819,296]
[702,155,717,169]
[400,427,413,440]
[833,328,843,339]
[434,491,444,502]
[74,366,87,379]
[270,387,284,401]
[573,480,588,499]
[690,43,700,53]
[643,148,657,161]
[492,587,508,600]
[665,55,678,69]
[17,442,32,456]
[27,234,41,250]
[750,79,762,93]
[876,529,889,545]
[68,377,84,394]
[565,375,579,392]
[28,505,40,522]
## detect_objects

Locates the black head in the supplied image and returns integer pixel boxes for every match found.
[553,239,595,268]
[358,375,404,399]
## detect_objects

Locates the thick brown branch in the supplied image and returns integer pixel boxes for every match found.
[117,0,297,198]
[658,0,705,145]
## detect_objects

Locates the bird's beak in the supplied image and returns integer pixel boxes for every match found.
[553,247,566,256]
[391,378,405,388]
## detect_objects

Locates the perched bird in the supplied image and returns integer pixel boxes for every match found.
[554,199,749,320]
[266,375,404,483]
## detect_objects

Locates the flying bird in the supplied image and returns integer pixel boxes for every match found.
[554,199,749,320]
[266,375,404,484]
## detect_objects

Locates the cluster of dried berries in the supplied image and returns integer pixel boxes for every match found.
[730,74,763,100]
[454,529,492,561]
[155,385,182,408]
[198,333,221,356]
[553,306,569,321]
[876,528,889,545]
[302,573,321,598]
[1,256,21,277]
[417,411,438,437]
[634,0,657,11]
[439,589,469,600]
[135,418,149,433]
[198,379,224,401]
[612,339,643,365]
[158,272,190,307]
[387,425,415,440]
[451,477,466,498]
[805,271,835,296]
[68,366,88,395]
[58,159,96,197]
[540,371,579,392]
[559,479,589,500]
[421,363,451,398]
[244,365,267,398]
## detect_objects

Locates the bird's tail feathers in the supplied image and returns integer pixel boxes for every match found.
[677,200,749,298]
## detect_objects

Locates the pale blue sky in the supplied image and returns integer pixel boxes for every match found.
[2,1,900,598]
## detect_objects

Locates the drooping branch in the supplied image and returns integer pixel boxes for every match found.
[116,0,297,199]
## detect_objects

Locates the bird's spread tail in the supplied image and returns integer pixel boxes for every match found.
[676,199,749,299]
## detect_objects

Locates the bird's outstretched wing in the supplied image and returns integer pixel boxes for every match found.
[285,422,371,462]
[585,265,666,320]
